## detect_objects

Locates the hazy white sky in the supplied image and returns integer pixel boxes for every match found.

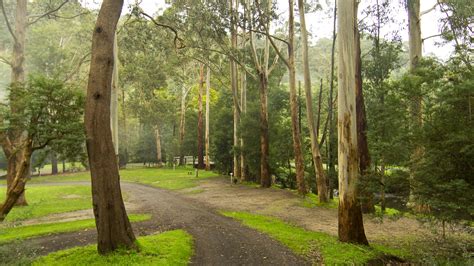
[82,0,453,59]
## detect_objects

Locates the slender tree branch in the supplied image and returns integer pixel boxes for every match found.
[139,11,185,49]
[422,33,443,41]
[421,3,438,16]
[0,55,11,66]
[0,0,17,42]
[28,0,70,26]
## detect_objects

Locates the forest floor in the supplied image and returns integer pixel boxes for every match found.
[1,181,308,265]
[1,170,472,264]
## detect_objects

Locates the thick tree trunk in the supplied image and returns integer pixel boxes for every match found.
[205,64,211,171]
[155,126,162,166]
[51,151,58,175]
[259,72,271,188]
[298,0,327,200]
[197,64,205,169]
[288,0,307,195]
[355,27,374,214]
[84,0,137,254]
[0,140,32,222]
[336,0,368,245]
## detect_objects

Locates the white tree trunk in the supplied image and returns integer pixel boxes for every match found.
[336,0,368,245]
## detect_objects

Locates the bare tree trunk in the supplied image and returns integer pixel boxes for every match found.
[328,0,337,200]
[298,0,327,200]
[240,69,247,181]
[407,0,423,207]
[121,89,128,167]
[3,0,28,206]
[51,151,58,175]
[197,64,205,169]
[0,140,32,221]
[337,0,368,245]
[111,33,119,163]
[84,0,137,253]
[287,0,307,195]
[230,0,241,179]
[155,126,162,166]
[205,64,211,171]
[259,72,271,187]
[179,86,187,166]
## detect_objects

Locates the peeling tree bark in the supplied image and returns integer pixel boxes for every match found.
[336,0,369,245]
[84,0,137,254]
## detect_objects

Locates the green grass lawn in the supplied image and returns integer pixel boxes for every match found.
[0,185,91,222]
[0,214,150,244]
[33,229,193,266]
[6,167,219,191]
[299,193,339,209]
[222,211,410,264]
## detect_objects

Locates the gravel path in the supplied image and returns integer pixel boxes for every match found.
[1,182,309,266]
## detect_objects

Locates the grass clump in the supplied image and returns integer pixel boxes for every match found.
[0,214,150,244]
[33,230,193,266]
[299,193,339,209]
[222,211,409,264]
[0,185,91,222]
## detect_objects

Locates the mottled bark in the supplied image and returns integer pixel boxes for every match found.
[298,0,327,200]
[240,69,247,181]
[288,0,307,195]
[336,0,368,245]
[84,0,137,253]
[197,64,205,169]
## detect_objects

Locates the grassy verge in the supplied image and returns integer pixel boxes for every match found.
[10,167,219,190]
[0,185,91,222]
[33,229,193,266]
[0,214,150,244]
[222,211,410,264]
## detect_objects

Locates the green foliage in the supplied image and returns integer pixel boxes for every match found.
[407,59,474,224]
[34,230,192,266]
[0,185,91,222]
[1,75,85,153]
[222,211,409,264]
[0,214,150,244]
